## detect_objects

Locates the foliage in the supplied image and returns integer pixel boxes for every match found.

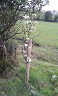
[29,60,58,96]
[54,15,58,22]
[0,77,29,96]
[0,20,58,96]
[0,58,9,73]
[0,0,25,41]
[34,10,58,22]
[0,0,49,40]
[0,0,49,60]
[45,11,52,21]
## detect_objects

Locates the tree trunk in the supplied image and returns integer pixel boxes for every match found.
[0,38,7,59]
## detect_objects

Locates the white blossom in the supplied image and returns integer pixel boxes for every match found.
[4,3,6,7]
[24,55,27,57]
[29,58,31,63]
[31,26,36,30]
[27,57,31,63]
[11,1,14,3]
[24,44,28,47]
[51,75,57,81]
[0,6,1,8]
[24,5,29,9]
[23,50,26,53]
[25,20,31,24]
[28,20,32,23]
[28,47,31,49]
[23,15,30,19]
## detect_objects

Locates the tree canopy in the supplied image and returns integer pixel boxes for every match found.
[0,0,49,41]
[45,11,52,21]
[0,0,49,59]
[0,0,49,75]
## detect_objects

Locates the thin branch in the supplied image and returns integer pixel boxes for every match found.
[5,32,22,41]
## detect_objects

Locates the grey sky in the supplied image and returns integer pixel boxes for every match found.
[42,0,58,11]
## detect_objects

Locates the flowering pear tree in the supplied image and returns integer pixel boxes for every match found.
[21,0,49,84]
[0,0,49,57]
[0,0,49,76]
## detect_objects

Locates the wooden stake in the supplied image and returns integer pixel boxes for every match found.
[25,39,32,85]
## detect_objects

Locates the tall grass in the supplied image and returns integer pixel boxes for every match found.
[0,21,58,96]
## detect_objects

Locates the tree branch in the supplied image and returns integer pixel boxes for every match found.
[5,31,22,41]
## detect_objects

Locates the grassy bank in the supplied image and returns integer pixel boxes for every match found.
[0,21,58,96]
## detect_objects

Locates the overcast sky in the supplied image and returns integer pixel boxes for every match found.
[42,0,58,11]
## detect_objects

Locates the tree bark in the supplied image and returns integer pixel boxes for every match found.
[0,38,7,59]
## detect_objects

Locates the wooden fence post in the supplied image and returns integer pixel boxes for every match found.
[25,39,32,85]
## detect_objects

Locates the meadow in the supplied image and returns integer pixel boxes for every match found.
[31,21,58,48]
[0,21,58,96]
[29,21,58,96]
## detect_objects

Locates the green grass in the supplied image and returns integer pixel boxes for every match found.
[0,61,58,96]
[0,77,29,96]
[29,59,58,96]
[14,21,58,48]
[32,46,58,65]
[0,21,58,96]
[30,21,58,48]
[0,52,58,96]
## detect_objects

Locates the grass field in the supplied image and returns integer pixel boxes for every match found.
[30,21,58,96]
[0,21,58,96]
[31,21,58,48]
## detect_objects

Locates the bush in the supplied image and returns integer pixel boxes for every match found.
[0,58,12,74]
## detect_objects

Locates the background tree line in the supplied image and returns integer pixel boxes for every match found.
[33,10,58,22]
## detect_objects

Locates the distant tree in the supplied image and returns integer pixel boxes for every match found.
[40,11,45,20]
[54,15,58,22]
[45,11,52,21]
